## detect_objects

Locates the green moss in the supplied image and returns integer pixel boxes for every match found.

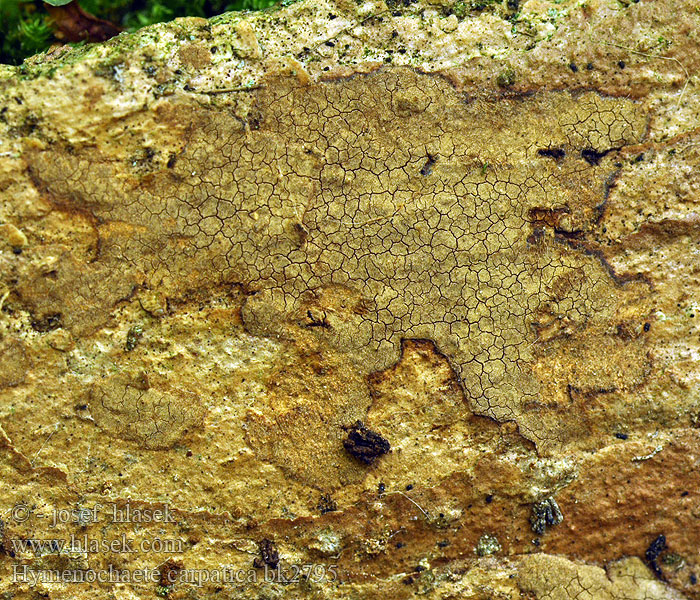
[496,67,516,87]
[1,0,278,66]
[452,0,500,18]
[475,533,501,556]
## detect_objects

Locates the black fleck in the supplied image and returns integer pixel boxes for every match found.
[343,421,391,465]
[645,534,667,580]
[125,324,144,352]
[253,539,279,569]
[537,147,566,160]
[581,148,610,165]
[530,497,563,535]
[31,313,61,332]
[317,494,337,514]
[420,153,436,176]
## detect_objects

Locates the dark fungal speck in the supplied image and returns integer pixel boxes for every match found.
[581,148,609,165]
[344,421,390,464]
[253,539,279,569]
[420,153,436,176]
[537,147,566,160]
[645,534,667,580]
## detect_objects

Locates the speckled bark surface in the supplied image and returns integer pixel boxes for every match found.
[1,0,699,598]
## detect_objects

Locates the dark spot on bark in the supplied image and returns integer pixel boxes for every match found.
[305,309,330,328]
[31,313,61,332]
[317,494,337,514]
[645,534,667,580]
[125,324,144,352]
[537,147,566,160]
[530,497,563,535]
[253,539,279,569]
[527,227,545,246]
[581,148,610,165]
[343,421,391,465]
[420,153,436,176]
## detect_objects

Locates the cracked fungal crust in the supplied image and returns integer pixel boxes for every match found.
[90,371,205,449]
[24,67,651,451]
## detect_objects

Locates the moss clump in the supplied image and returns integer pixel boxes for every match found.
[1,0,278,66]
[496,67,516,87]
[452,0,500,18]
[475,533,501,556]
